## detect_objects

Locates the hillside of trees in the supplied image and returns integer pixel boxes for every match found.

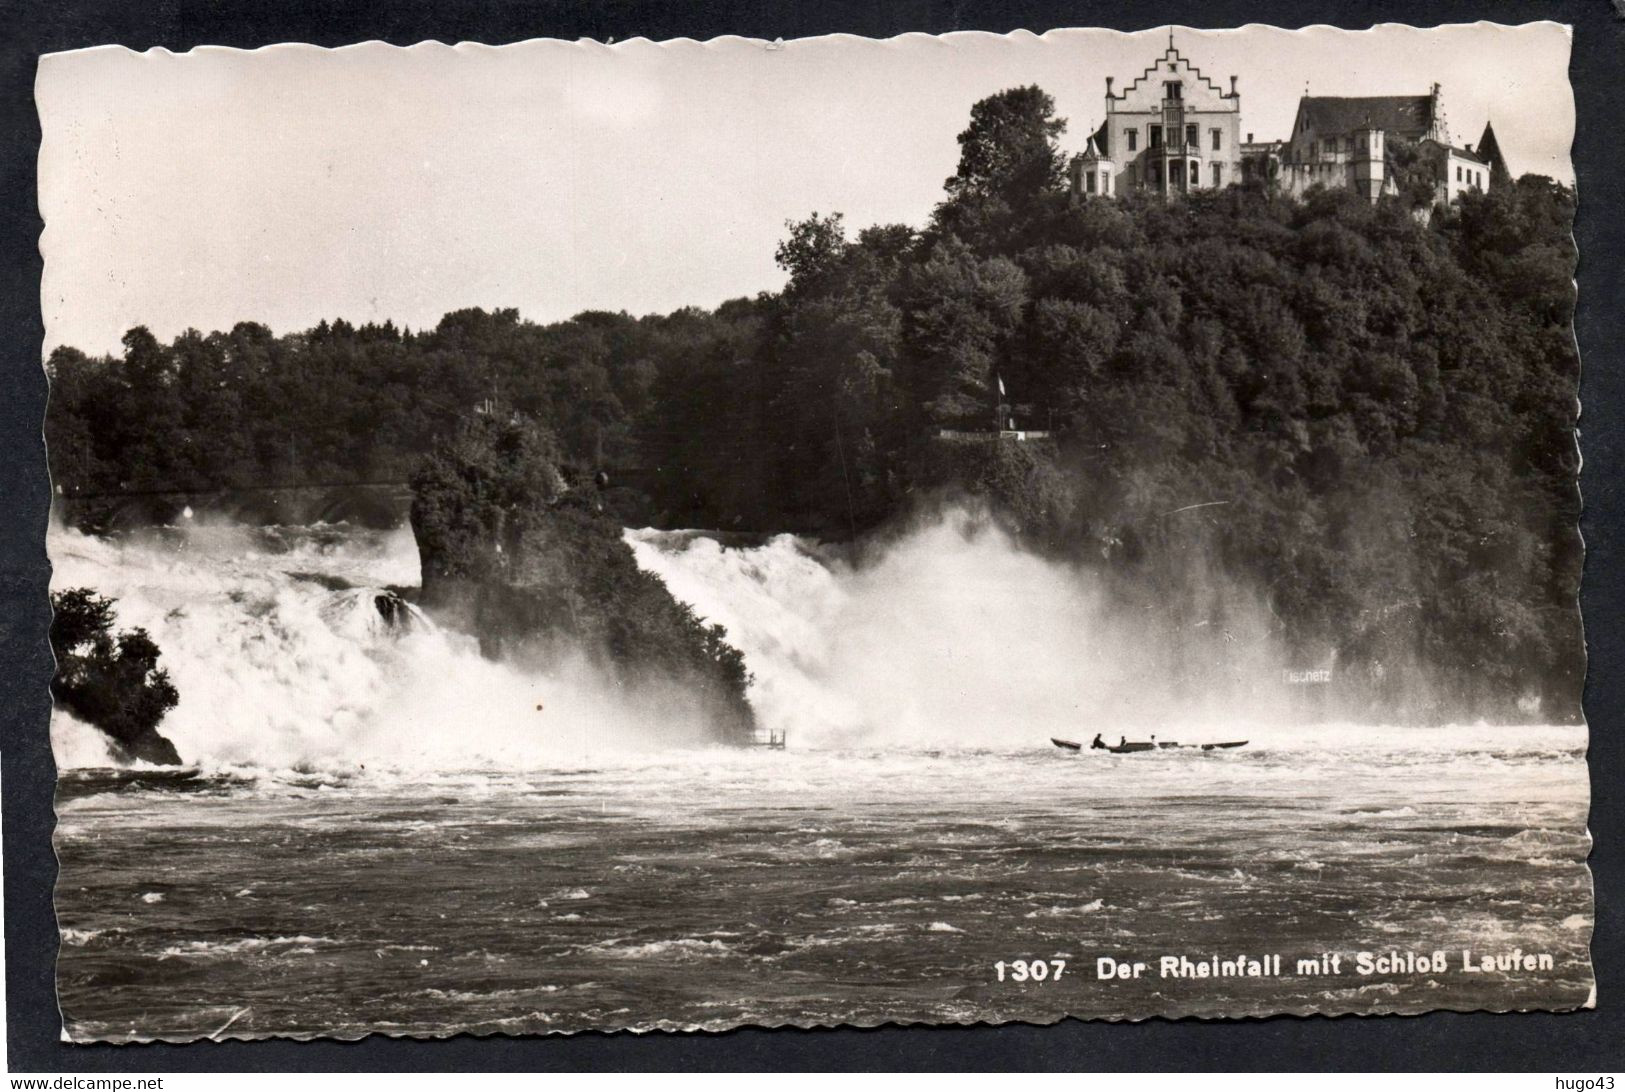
[46,85,1581,721]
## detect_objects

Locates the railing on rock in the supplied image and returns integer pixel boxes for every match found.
[751,725,787,750]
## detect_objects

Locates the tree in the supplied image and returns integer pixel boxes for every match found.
[407,415,758,743]
[1382,135,1441,212]
[409,413,566,600]
[774,212,849,298]
[934,85,1069,249]
[901,239,1028,428]
[943,85,1067,207]
[50,589,181,764]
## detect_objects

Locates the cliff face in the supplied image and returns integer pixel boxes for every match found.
[410,415,756,744]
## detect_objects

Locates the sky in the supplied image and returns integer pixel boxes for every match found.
[37,22,1574,356]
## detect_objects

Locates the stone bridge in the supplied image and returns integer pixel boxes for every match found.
[55,468,665,531]
[56,482,416,531]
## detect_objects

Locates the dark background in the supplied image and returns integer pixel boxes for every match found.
[3,0,1621,1072]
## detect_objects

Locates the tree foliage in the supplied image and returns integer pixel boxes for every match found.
[942,85,1067,209]
[50,589,182,764]
[410,415,756,742]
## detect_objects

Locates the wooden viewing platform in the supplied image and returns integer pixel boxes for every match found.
[935,428,1053,442]
[751,726,787,750]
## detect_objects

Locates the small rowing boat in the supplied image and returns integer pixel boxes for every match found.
[1051,737,1250,754]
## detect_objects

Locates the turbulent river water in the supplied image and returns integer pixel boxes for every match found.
[50,517,1594,1040]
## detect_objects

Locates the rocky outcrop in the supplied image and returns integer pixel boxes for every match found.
[49,588,183,766]
[410,414,756,744]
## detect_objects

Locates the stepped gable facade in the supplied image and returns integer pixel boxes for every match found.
[1071,38,1504,208]
[1069,37,1243,199]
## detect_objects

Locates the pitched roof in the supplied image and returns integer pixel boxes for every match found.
[1477,120,1512,182]
[1420,138,1486,166]
[1295,95,1435,139]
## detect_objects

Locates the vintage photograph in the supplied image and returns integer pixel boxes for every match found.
[39,23,1589,1041]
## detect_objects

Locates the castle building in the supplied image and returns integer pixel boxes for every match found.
[1071,38,1506,208]
[1068,36,1242,198]
[1278,88,1445,200]
[1276,87,1493,204]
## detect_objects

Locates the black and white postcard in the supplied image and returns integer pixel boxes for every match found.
[37,22,1590,1041]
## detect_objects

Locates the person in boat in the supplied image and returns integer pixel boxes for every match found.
[1091,733,1105,750]
[1119,735,1127,748]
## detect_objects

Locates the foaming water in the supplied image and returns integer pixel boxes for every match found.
[51,513,1588,768]
[633,511,1308,748]
[56,742,1593,1038]
[47,521,712,771]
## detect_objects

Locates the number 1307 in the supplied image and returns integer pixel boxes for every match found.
[993,959,1067,982]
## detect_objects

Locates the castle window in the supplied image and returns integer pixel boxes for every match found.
[1456,165,1463,182]
[1127,128,1138,152]
[1211,162,1222,186]
[1150,125,1162,149]
[1086,170,1096,194]
[1211,128,1222,151]
[1185,123,1198,147]
[1165,81,1182,100]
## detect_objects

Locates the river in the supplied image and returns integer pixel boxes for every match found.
[49,517,1594,1039]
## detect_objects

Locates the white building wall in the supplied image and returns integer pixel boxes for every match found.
[1103,46,1241,194]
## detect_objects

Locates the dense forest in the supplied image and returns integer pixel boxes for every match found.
[46,86,1581,721]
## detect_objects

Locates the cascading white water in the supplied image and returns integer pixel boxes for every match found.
[47,521,717,771]
[627,507,1292,749]
[629,511,1585,757]
[49,509,1575,771]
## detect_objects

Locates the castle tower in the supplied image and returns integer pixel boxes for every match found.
[1477,119,1512,189]
[1072,134,1116,198]
[1351,123,1385,203]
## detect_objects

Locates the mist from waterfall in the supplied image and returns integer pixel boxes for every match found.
[50,505,1531,771]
